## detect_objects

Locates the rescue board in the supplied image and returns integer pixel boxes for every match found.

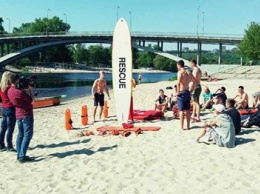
[112,18,132,124]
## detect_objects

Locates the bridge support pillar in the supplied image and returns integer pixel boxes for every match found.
[160,41,163,51]
[138,40,141,45]
[142,40,145,47]
[197,42,202,66]
[7,43,10,54]
[0,43,3,57]
[177,42,183,57]
[179,42,182,57]
[219,43,223,64]
[177,42,180,56]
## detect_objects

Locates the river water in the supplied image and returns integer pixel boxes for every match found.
[1,72,176,100]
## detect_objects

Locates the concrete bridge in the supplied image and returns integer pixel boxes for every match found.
[0,31,243,66]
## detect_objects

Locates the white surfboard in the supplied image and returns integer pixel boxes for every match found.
[112,18,132,124]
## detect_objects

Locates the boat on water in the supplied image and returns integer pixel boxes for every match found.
[33,95,67,108]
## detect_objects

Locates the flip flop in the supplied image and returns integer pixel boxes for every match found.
[98,131,108,136]
[135,128,143,135]
[121,130,131,137]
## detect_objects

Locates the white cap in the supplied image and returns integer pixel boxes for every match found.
[213,104,225,112]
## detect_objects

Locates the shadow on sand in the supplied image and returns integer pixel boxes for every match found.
[29,139,91,150]
[48,145,118,159]
[235,137,256,146]
[239,128,260,135]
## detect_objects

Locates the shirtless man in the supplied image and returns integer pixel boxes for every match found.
[176,60,196,130]
[233,86,249,109]
[190,59,202,122]
[92,71,111,123]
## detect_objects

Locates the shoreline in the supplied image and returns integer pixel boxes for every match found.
[4,65,172,74]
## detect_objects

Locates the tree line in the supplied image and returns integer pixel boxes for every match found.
[1,16,259,71]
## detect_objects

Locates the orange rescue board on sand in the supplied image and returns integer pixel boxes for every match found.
[103,100,109,118]
[65,109,72,130]
[81,105,88,126]
[96,126,161,132]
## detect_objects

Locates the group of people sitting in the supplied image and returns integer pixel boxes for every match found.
[154,84,260,148]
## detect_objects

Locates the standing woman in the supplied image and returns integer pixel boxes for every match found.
[0,71,16,152]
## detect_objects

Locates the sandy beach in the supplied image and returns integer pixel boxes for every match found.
[0,78,260,194]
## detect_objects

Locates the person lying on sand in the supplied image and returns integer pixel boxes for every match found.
[196,104,236,148]
[154,89,169,112]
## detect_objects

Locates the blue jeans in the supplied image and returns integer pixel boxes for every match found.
[0,107,16,148]
[16,116,34,160]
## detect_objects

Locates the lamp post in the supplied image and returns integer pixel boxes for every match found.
[116,6,120,21]
[202,11,205,36]
[197,6,200,37]
[6,18,10,33]
[63,13,67,33]
[46,9,51,35]
[129,11,132,31]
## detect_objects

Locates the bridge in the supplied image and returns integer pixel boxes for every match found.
[0,31,243,66]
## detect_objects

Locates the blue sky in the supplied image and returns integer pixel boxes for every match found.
[1,0,260,49]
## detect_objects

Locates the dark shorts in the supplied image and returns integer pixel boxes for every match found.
[177,90,191,111]
[193,84,202,103]
[94,93,104,106]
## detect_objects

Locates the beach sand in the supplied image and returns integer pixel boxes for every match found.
[0,79,260,194]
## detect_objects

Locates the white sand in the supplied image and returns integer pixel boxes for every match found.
[0,79,260,194]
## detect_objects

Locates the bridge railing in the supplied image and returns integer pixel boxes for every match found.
[0,31,243,39]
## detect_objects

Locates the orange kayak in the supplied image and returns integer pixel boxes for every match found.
[33,95,66,108]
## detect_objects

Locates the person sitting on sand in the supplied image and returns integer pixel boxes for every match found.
[154,89,169,112]
[243,104,260,128]
[214,87,227,106]
[201,86,213,110]
[92,71,111,123]
[225,98,241,135]
[196,104,236,148]
[252,96,260,109]
[252,86,260,108]
[169,85,177,109]
[233,86,249,109]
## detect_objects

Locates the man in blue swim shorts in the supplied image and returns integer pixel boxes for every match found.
[176,60,196,130]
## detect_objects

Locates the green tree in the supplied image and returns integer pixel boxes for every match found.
[239,22,260,61]
[153,55,177,72]
[0,17,4,34]
[13,16,70,34]
[11,16,72,65]
[137,51,153,68]
[70,44,90,64]
[88,45,111,67]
